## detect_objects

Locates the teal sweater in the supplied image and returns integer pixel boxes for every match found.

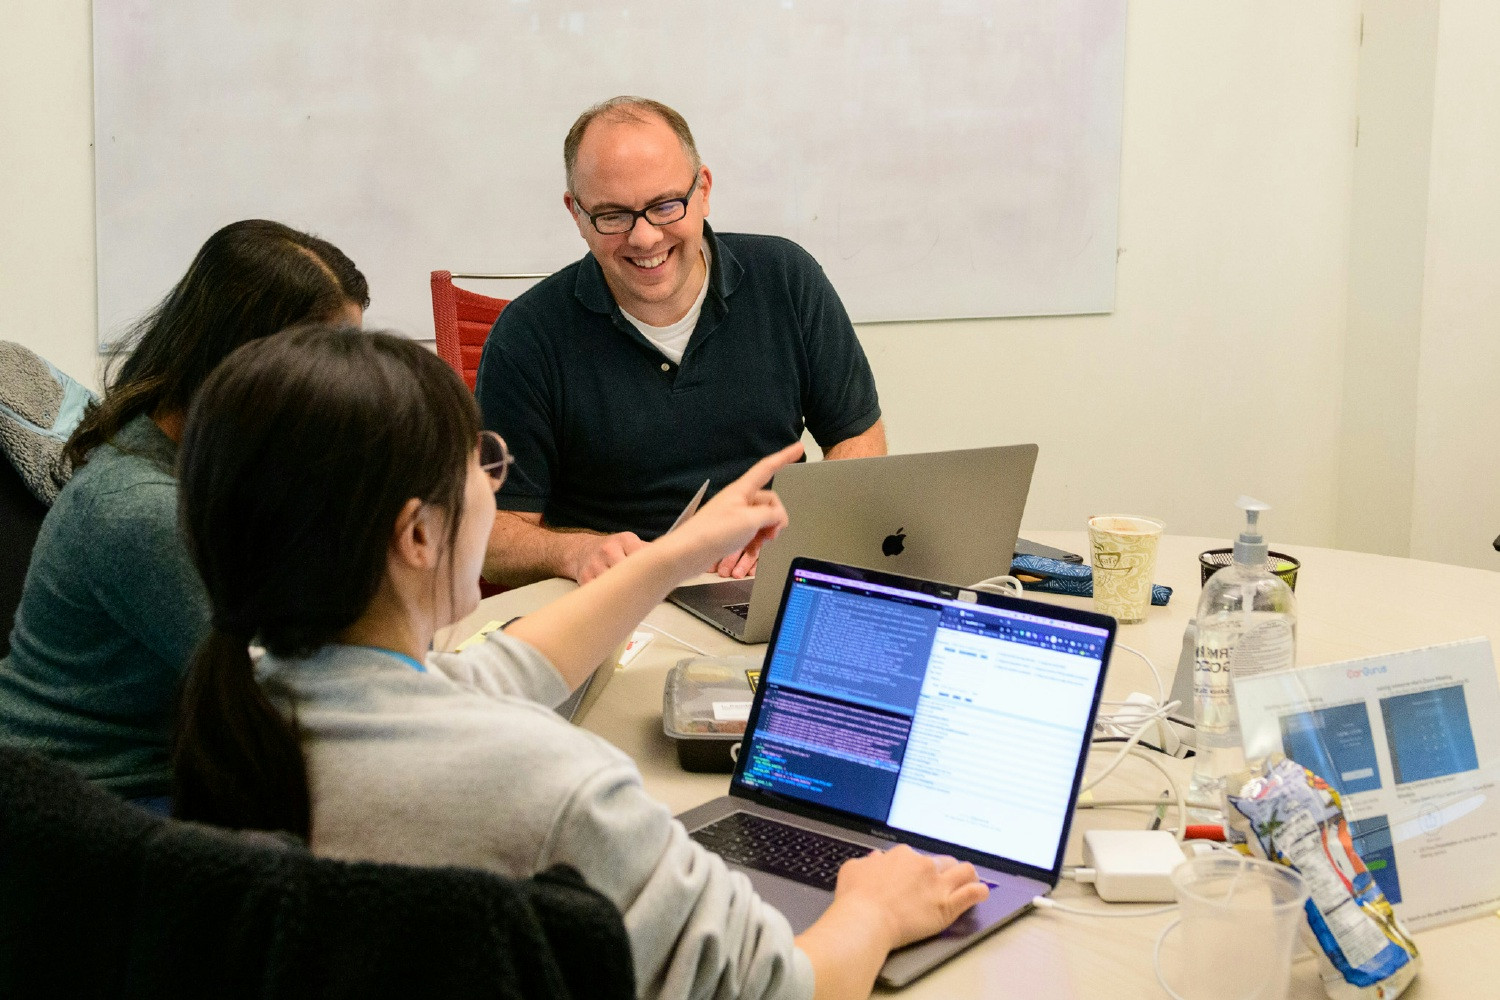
[0,414,209,798]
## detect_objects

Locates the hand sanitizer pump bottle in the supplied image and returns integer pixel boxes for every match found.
[1187,497,1297,820]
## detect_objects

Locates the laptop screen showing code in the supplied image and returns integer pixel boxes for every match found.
[738,567,1108,869]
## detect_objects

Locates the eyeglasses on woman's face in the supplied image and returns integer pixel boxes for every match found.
[478,430,513,491]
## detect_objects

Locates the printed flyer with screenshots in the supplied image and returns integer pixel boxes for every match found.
[1235,637,1500,931]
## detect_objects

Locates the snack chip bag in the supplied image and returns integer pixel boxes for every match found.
[1226,758,1420,1000]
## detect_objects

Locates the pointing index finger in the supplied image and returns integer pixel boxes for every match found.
[735,442,805,492]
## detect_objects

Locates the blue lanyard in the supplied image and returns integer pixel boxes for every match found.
[351,645,427,673]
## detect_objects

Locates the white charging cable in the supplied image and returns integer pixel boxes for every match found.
[1093,641,1185,757]
[1154,918,1190,999]
[1034,896,1179,918]
[1098,746,1187,840]
[1082,702,1189,839]
[640,621,711,657]
[1082,701,1174,790]
[1080,796,1219,814]
[967,575,1025,596]
[1113,641,1165,702]
[1094,698,1183,735]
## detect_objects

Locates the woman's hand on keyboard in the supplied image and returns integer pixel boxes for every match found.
[794,844,989,1000]
[835,845,990,949]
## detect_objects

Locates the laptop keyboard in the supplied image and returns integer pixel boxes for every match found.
[690,812,872,891]
[723,602,751,620]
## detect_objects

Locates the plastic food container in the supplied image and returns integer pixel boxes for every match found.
[661,656,761,773]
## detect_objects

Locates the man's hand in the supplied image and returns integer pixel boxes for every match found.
[485,511,648,588]
[713,547,759,579]
[568,530,648,585]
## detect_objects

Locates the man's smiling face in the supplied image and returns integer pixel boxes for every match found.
[564,112,712,327]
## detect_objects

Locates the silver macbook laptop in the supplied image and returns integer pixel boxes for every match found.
[554,655,614,723]
[668,444,1038,644]
[493,616,613,724]
[677,556,1114,987]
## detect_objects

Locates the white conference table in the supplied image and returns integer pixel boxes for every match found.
[442,532,1499,998]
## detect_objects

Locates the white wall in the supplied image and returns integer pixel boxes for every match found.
[1337,0,1439,558]
[19,1,1497,568]
[1409,0,1500,570]
[1,1,100,391]
[865,3,1358,547]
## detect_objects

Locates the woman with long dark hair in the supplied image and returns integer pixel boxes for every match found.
[0,220,367,808]
[172,326,987,1000]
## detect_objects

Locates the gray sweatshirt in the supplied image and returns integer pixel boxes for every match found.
[257,637,814,1000]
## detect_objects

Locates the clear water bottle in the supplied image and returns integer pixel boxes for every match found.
[1188,497,1296,820]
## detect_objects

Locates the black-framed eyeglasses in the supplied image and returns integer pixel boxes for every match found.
[574,173,700,235]
[478,430,513,491]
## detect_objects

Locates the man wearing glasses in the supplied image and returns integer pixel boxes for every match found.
[476,96,886,586]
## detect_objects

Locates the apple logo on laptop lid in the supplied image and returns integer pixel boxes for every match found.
[882,527,906,557]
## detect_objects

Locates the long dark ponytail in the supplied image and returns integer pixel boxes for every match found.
[172,326,481,838]
[67,219,369,468]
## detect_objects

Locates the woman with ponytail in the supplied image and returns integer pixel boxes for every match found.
[172,326,988,1000]
[0,220,367,809]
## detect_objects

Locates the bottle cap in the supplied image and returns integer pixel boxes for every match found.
[1233,495,1270,566]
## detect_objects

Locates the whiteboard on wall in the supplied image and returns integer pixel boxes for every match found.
[93,0,1127,345]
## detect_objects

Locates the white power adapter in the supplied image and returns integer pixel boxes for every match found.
[1078,830,1185,902]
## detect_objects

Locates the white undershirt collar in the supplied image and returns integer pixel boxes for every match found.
[620,245,711,365]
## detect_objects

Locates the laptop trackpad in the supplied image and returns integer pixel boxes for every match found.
[878,875,1041,987]
[741,864,1042,987]
[739,868,828,935]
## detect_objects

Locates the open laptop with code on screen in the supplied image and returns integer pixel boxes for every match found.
[676,556,1115,987]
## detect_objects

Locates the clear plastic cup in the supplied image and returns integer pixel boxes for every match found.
[1160,855,1309,1000]
[1086,515,1164,623]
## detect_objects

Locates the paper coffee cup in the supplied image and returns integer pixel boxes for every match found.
[1087,515,1164,623]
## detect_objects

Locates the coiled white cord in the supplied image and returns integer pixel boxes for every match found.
[967,575,1026,596]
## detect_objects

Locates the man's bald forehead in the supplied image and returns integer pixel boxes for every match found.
[564,96,701,191]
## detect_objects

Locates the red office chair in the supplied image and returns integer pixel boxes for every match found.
[430,271,511,390]
[431,272,519,598]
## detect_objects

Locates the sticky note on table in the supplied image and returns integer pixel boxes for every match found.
[455,620,506,652]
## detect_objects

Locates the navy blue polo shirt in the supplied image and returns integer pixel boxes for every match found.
[475,225,881,539]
